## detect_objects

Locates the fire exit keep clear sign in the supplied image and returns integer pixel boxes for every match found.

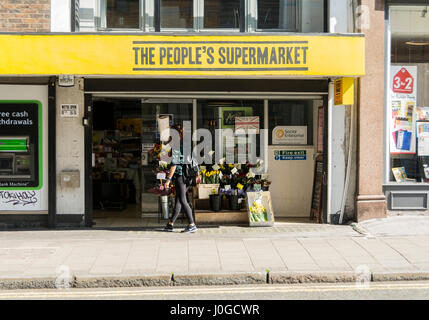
[274,150,306,160]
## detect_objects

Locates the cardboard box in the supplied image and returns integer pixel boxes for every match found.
[197,184,220,199]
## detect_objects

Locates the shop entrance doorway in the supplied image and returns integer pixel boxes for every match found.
[89,97,192,228]
[83,92,329,228]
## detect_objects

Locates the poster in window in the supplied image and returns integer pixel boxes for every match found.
[390,66,417,154]
[317,106,324,153]
[235,116,259,134]
[219,107,253,129]
[272,126,307,145]
[392,167,407,182]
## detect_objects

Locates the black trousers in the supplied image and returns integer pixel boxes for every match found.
[170,176,194,225]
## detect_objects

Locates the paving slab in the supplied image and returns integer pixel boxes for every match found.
[271,239,320,271]
[297,239,353,271]
[243,239,286,271]
[357,216,429,237]
[216,240,254,272]
[156,240,189,273]
[381,238,429,265]
[188,240,221,272]
[352,238,416,271]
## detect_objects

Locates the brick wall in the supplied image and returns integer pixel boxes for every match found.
[0,0,50,32]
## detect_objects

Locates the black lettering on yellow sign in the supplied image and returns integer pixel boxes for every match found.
[131,41,309,71]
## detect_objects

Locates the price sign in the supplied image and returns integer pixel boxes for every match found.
[392,67,414,94]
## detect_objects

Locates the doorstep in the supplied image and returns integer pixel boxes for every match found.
[195,210,248,225]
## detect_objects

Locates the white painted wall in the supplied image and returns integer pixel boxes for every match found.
[267,101,321,218]
[330,104,346,217]
[56,79,85,215]
[267,146,316,217]
[0,85,49,212]
[51,0,72,32]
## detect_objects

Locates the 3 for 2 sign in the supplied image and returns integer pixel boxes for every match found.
[393,67,414,94]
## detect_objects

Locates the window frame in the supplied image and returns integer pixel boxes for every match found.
[252,0,301,33]
[384,3,429,185]
[267,99,316,147]
[157,0,245,32]
[198,0,244,32]
[158,0,198,32]
[98,0,145,31]
[95,0,327,33]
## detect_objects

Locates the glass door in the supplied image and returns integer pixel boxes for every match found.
[140,99,193,216]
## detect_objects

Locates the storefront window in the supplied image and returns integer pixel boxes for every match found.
[268,100,313,145]
[257,0,297,30]
[161,0,193,29]
[91,98,193,215]
[105,0,140,29]
[97,0,326,32]
[257,0,325,32]
[197,100,264,162]
[204,0,241,29]
[388,5,429,183]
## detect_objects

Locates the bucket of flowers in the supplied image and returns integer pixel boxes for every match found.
[198,168,221,200]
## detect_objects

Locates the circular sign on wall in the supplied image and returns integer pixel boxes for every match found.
[275,128,285,139]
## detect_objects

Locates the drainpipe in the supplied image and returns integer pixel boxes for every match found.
[339,89,356,225]
[339,0,358,224]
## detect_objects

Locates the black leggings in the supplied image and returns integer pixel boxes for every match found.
[170,176,194,225]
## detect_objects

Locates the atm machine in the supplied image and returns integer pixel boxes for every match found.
[0,136,34,186]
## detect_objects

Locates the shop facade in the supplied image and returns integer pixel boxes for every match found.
[383,0,429,212]
[0,0,371,228]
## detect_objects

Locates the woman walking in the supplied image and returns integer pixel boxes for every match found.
[164,124,199,233]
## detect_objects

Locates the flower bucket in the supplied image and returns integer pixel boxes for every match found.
[209,194,222,212]
[228,195,240,211]
[160,195,169,219]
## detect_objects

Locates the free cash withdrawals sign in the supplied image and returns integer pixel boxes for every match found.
[0,34,365,76]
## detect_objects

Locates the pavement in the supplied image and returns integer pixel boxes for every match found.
[355,215,429,237]
[1,217,429,289]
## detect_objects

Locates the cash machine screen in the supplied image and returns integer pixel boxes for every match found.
[0,102,40,188]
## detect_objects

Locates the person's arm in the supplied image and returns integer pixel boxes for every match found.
[164,165,176,188]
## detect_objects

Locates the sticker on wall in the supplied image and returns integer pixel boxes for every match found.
[274,150,306,161]
[61,104,78,117]
[58,75,75,87]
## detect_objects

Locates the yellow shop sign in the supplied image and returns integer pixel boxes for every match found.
[334,77,355,105]
[0,34,365,76]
